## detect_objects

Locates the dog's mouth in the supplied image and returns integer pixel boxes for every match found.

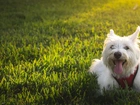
[113,60,126,66]
[113,60,126,74]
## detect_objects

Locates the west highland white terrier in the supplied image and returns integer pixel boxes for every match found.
[89,26,140,93]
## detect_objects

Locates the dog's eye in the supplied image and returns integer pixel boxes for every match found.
[124,46,129,50]
[110,45,115,49]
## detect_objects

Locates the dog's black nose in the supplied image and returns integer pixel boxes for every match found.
[114,52,122,59]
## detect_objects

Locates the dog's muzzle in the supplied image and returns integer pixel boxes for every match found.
[114,51,122,59]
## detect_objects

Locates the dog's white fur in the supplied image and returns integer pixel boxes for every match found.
[89,26,140,93]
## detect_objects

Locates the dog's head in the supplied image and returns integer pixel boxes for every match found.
[102,26,140,77]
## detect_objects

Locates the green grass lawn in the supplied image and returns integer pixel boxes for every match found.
[1,0,140,104]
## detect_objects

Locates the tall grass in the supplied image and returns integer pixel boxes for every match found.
[0,0,140,104]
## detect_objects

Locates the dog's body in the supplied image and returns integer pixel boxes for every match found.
[89,26,140,93]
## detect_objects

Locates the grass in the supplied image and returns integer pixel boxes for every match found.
[0,0,140,104]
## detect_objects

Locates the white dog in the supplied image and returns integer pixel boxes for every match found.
[89,26,140,93]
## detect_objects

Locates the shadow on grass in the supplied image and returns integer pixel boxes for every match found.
[0,0,110,33]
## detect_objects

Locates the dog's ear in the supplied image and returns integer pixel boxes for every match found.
[129,26,140,42]
[107,29,116,37]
